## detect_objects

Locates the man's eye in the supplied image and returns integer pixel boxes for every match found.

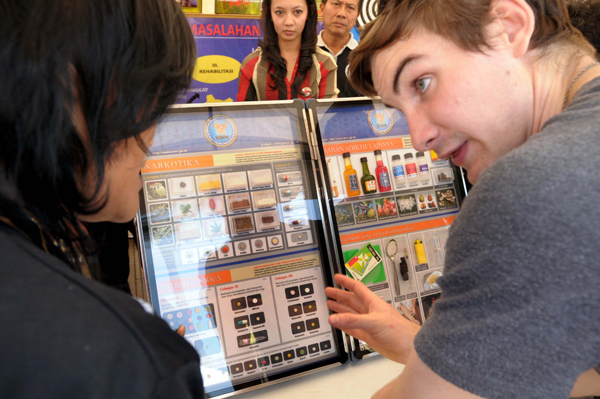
[415,77,431,94]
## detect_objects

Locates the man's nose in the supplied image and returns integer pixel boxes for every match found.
[405,109,438,152]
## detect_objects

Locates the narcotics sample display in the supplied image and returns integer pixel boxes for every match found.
[308,98,466,358]
[138,100,346,397]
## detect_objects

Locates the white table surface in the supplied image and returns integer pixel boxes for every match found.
[231,355,405,399]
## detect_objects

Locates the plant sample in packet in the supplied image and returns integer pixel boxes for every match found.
[152,225,174,246]
[147,181,167,200]
[149,203,170,223]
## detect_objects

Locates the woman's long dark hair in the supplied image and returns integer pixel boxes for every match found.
[259,0,318,98]
[0,0,196,274]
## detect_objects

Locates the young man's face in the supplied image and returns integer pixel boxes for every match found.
[320,0,359,39]
[372,29,533,184]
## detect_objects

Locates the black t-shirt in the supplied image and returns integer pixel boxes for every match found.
[0,223,205,398]
[332,47,362,98]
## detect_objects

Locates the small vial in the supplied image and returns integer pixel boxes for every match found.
[416,152,430,182]
[391,154,406,187]
[404,153,419,184]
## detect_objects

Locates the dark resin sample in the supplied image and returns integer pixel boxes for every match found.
[233,216,254,232]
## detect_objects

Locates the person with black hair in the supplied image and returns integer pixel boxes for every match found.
[569,0,600,57]
[0,0,205,397]
[236,0,339,101]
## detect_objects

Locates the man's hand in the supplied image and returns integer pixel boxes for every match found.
[325,274,420,364]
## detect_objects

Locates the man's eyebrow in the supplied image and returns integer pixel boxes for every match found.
[393,54,423,95]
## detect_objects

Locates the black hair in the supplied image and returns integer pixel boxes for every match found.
[322,0,365,12]
[259,0,319,98]
[0,0,196,274]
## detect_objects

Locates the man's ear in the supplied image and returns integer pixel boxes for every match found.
[489,0,535,58]
[320,1,325,12]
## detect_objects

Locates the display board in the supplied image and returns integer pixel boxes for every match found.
[308,98,467,359]
[137,100,348,397]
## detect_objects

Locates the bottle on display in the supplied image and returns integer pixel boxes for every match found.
[374,150,392,192]
[360,157,378,194]
[343,152,361,197]
[404,153,419,184]
[391,154,406,187]
[327,159,339,198]
[416,152,430,182]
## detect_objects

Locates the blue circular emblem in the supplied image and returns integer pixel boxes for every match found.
[368,106,393,134]
[204,115,237,147]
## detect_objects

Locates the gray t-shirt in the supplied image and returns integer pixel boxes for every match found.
[414,76,600,399]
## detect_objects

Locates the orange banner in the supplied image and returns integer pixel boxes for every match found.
[142,155,214,173]
[157,270,232,295]
[323,138,405,156]
[340,216,456,244]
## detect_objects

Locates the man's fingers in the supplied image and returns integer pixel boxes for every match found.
[327,299,359,315]
[328,311,379,334]
[325,286,365,313]
[333,274,379,301]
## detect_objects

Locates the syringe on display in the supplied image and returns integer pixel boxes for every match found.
[283,203,306,212]
[279,174,302,182]
[238,335,268,346]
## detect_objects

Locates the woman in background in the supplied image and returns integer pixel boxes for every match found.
[237,0,339,101]
[0,0,204,397]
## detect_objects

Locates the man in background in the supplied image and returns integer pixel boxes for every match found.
[318,0,363,97]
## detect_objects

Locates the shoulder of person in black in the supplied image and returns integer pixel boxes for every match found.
[0,223,204,399]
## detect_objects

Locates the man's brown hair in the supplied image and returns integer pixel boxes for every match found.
[349,0,592,96]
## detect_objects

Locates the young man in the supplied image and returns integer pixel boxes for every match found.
[318,0,362,97]
[325,0,600,398]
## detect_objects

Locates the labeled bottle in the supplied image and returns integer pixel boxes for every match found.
[416,152,430,182]
[391,154,406,187]
[374,150,392,192]
[360,157,377,194]
[404,153,419,184]
[327,159,339,198]
[343,152,361,197]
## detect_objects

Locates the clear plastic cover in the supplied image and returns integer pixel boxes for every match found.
[309,98,466,359]
[137,101,344,397]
